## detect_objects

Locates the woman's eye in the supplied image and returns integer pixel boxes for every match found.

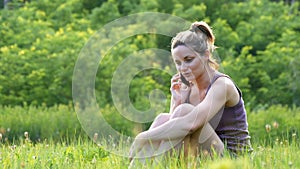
[175,61,181,65]
[185,58,194,63]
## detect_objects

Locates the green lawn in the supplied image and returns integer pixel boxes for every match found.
[0,136,299,169]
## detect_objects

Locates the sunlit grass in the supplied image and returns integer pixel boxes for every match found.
[0,134,299,169]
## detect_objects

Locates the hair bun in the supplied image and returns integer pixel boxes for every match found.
[190,21,215,45]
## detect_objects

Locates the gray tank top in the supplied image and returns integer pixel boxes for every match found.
[207,73,253,155]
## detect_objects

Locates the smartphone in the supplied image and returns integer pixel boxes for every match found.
[180,73,190,86]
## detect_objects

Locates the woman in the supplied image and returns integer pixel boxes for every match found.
[129,21,253,165]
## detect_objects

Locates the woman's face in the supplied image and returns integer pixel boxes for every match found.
[172,45,207,81]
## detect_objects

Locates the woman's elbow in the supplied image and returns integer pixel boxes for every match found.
[187,122,199,134]
[171,103,194,118]
[186,115,205,134]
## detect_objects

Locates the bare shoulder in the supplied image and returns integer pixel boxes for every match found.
[210,76,235,90]
[212,76,240,106]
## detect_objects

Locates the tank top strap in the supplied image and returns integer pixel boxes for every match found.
[206,72,242,97]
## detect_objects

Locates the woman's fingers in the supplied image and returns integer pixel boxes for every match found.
[129,143,138,161]
[170,81,181,90]
[171,73,180,82]
[129,137,146,160]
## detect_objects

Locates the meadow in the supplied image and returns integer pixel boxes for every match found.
[0,134,299,169]
[1,1,300,168]
[0,105,299,169]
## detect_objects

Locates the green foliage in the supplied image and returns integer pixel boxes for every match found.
[0,1,92,106]
[172,3,206,21]
[82,0,107,12]
[90,0,121,29]
[248,105,300,144]
[0,0,300,110]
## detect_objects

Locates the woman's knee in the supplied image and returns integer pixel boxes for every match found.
[171,103,195,118]
[150,113,170,129]
[155,113,170,121]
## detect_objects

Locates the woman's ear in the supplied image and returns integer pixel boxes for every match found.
[204,50,210,59]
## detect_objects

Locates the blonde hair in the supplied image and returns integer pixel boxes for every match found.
[171,21,219,70]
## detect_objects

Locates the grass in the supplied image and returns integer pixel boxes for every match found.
[0,135,299,169]
[0,104,299,168]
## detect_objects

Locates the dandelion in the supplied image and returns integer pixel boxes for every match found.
[91,156,97,164]
[288,161,293,167]
[127,136,131,144]
[0,133,2,140]
[0,128,5,134]
[272,121,279,129]
[24,131,29,139]
[292,133,296,137]
[10,145,17,150]
[20,162,25,168]
[203,150,209,157]
[265,124,271,132]
[24,131,30,142]
[275,138,279,145]
[93,133,98,142]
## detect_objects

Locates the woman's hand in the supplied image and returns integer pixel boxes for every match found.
[170,73,192,105]
[129,133,148,161]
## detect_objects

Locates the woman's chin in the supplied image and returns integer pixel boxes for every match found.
[185,76,195,82]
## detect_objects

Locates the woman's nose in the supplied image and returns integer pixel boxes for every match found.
[180,63,188,71]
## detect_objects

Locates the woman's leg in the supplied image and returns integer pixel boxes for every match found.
[171,104,224,158]
[154,104,195,157]
[143,113,172,157]
[170,103,198,157]
[130,103,204,166]
[136,104,196,164]
[149,113,170,129]
[129,113,171,166]
[147,105,197,156]
[190,123,224,155]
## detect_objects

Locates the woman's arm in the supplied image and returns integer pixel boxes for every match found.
[137,77,236,141]
[169,96,180,114]
[169,73,194,114]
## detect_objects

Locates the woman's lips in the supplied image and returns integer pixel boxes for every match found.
[182,72,191,77]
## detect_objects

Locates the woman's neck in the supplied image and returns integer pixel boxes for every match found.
[194,68,217,91]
